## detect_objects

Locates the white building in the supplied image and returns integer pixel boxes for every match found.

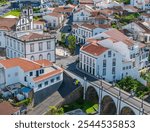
[95,0,122,10]
[72,23,110,44]
[0,58,63,105]
[43,12,64,28]
[123,21,150,44]
[73,5,94,23]
[5,31,56,62]
[0,6,46,48]
[79,29,149,82]
[130,0,150,10]
[0,18,18,48]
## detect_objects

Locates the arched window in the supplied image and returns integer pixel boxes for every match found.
[39,54,43,60]
[14,52,16,58]
[47,53,51,61]
[30,56,35,61]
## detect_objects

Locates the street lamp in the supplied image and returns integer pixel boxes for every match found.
[97,74,103,114]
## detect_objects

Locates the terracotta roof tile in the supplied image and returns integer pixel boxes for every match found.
[0,101,19,115]
[0,18,18,31]
[34,60,53,67]
[81,43,108,56]
[104,29,134,46]
[0,58,42,72]
[19,33,51,41]
[33,69,63,82]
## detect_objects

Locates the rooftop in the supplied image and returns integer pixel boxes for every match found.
[0,58,51,72]
[0,101,19,115]
[33,68,63,83]
[0,18,18,31]
[81,42,108,56]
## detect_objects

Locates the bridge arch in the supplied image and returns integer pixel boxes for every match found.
[120,106,135,115]
[101,95,117,115]
[85,86,99,104]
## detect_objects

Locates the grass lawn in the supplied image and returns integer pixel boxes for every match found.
[3,10,21,17]
[63,98,98,114]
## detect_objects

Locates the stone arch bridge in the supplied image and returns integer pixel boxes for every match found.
[65,70,150,115]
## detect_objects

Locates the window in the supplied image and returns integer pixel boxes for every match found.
[47,41,51,49]
[38,84,42,89]
[104,54,106,58]
[22,43,24,52]
[8,74,11,78]
[103,68,106,76]
[129,66,131,69]
[0,32,1,36]
[40,69,44,74]
[112,58,116,66]
[44,81,48,86]
[126,66,128,69]
[14,52,16,58]
[39,42,43,51]
[113,53,115,57]
[112,67,115,74]
[15,72,18,76]
[56,76,60,81]
[24,77,27,82]
[30,56,35,61]
[30,43,34,52]
[51,78,54,83]
[39,54,43,60]
[10,39,12,47]
[18,42,20,51]
[123,67,125,70]
[108,51,111,57]
[47,53,51,61]
[103,60,106,67]
[30,72,33,76]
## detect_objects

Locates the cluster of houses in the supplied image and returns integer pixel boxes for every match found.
[0,0,150,114]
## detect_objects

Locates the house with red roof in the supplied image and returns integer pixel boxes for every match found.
[79,29,149,83]
[0,58,63,105]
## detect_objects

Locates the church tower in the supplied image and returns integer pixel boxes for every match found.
[22,6,33,30]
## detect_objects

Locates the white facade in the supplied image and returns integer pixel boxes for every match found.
[0,58,63,93]
[5,31,56,62]
[79,29,149,82]
[0,30,6,48]
[43,13,64,28]
[16,7,34,31]
[95,0,122,9]
[73,6,94,22]
[123,22,150,44]
[72,24,109,44]
[130,0,150,10]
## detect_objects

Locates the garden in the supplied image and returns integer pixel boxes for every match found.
[116,76,150,99]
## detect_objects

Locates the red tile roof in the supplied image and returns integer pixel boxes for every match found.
[105,29,134,46]
[19,33,51,41]
[81,43,108,56]
[0,58,51,72]
[33,69,63,82]
[47,12,63,17]
[0,101,19,115]
[0,18,18,31]
[34,60,53,67]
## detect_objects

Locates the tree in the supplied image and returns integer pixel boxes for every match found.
[68,35,76,55]
[48,106,64,115]
[66,0,73,4]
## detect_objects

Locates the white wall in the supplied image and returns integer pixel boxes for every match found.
[0,30,7,48]
[73,10,91,22]
[25,38,55,62]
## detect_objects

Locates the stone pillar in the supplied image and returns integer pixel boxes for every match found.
[117,96,121,115]
[83,77,87,100]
